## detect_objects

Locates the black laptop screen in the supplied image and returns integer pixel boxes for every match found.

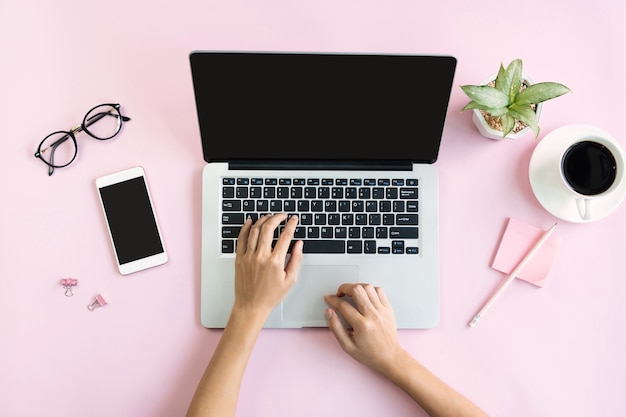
[190,52,456,164]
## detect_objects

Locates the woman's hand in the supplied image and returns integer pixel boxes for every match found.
[324,283,403,374]
[233,213,303,319]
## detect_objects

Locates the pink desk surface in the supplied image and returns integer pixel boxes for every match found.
[2,1,625,416]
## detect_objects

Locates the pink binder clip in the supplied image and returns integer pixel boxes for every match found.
[87,294,107,311]
[60,278,78,297]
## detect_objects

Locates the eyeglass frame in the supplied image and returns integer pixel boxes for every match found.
[34,103,131,176]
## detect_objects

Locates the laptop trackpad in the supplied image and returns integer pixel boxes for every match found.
[282,265,359,323]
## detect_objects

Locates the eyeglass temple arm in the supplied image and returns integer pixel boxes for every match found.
[84,111,131,128]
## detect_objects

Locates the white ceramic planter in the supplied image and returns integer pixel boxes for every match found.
[471,74,543,140]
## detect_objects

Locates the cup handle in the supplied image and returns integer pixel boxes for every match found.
[576,198,592,220]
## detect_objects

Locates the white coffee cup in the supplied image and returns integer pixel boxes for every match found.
[558,131,625,220]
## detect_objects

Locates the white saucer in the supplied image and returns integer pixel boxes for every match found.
[528,124,626,223]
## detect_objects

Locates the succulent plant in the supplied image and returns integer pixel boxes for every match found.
[460,59,571,138]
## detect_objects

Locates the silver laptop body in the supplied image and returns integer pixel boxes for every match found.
[190,51,457,329]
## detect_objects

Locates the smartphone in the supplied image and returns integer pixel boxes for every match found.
[96,166,168,275]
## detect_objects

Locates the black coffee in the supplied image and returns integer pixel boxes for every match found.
[561,140,617,196]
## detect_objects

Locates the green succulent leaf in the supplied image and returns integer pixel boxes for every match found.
[515,82,571,106]
[460,85,508,109]
[503,59,523,103]
[509,104,540,137]
[460,100,485,111]
[500,114,515,138]
[484,107,508,117]
[494,64,508,94]
[495,60,521,100]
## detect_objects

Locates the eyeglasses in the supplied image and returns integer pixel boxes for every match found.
[34,103,131,176]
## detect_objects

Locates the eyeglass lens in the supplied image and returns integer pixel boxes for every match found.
[83,104,123,140]
[38,132,77,168]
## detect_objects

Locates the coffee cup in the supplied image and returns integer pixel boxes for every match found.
[558,133,625,220]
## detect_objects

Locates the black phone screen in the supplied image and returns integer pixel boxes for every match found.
[98,176,164,264]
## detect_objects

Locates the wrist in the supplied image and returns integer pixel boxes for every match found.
[374,347,413,379]
[229,304,270,329]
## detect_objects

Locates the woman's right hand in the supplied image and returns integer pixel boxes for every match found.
[324,283,404,374]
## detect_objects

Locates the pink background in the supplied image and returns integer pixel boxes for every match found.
[1,1,625,416]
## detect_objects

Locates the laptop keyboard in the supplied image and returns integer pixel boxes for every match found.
[220,176,420,255]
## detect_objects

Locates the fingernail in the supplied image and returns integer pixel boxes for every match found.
[325,308,333,319]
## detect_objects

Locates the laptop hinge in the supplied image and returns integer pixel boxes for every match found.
[228,159,415,171]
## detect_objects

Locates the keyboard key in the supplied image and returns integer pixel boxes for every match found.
[392,240,404,254]
[263,187,276,198]
[345,187,357,198]
[243,200,254,211]
[270,200,282,212]
[390,227,418,238]
[222,200,241,211]
[328,214,341,225]
[297,200,309,211]
[277,187,289,198]
[236,187,248,198]
[223,187,235,198]
[386,187,398,199]
[256,200,268,211]
[396,214,418,225]
[284,200,296,211]
[302,240,345,253]
[318,187,330,198]
[355,214,367,225]
[339,201,350,212]
[400,188,418,199]
[294,226,306,239]
[222,213,244,224]
[314,213,326,225]
[347,240,363,253]
[222,240,235,253]
[311,200,323,212]
[222,226,241,238]
[291,187,303,198]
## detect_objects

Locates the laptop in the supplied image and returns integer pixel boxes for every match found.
[190,51,456,329]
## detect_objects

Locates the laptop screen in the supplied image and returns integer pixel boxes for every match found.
[190,52,456,164]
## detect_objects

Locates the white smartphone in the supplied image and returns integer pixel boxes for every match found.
[95,166,168,275]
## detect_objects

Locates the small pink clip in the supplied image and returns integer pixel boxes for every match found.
[60,278,78,297]
[87,294,107,311]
